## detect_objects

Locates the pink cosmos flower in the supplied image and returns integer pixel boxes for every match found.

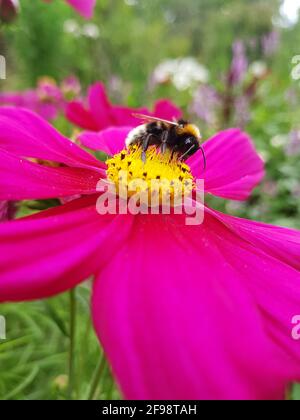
[43,0,96,19]
[0,90,58,121]
[0,107,300,400]
[66,82,182,131]
[0,77,81,121]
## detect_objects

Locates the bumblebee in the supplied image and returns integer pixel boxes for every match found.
[126,114,206,169]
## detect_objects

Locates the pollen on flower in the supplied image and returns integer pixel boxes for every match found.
[106,145,195,205]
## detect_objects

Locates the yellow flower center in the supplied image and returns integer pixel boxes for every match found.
[106,145,195,206]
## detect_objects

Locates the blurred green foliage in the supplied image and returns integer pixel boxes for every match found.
[0,0,300,401]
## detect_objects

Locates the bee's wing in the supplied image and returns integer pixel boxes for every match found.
[132,113,179,126]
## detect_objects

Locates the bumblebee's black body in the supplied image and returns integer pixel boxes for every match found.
[126,118,202,163]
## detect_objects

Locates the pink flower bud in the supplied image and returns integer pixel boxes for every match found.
[0,0,19,23]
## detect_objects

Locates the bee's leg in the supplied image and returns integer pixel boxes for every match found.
[160,131,168,155]
[141,134,152,163]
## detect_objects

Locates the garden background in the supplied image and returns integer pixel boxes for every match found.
[0,0,300,400]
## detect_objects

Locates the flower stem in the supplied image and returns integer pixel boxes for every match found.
[86,354,106,400]
[68,288,77,399]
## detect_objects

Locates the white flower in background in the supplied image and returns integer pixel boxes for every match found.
[64,19,81,37]
[271,134,287,148]
[152,57,209,91]
[124,0,138,5]
[82,23,100,39]
[64,20,100,39]
[249,61,268,79]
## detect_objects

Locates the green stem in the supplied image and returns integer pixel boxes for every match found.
[68,288,77,399]
[86,354,106,400]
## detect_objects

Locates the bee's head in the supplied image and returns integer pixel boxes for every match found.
[176,120,201,141]
[178,136,199,160]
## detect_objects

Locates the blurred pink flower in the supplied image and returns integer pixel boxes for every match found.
[66,82,182,131]
[0,107,300,399]
[44,0,96,19]
[0,0,19,23]
[66,0,96,18]
[61,76,82,100]
[0,77,80,121]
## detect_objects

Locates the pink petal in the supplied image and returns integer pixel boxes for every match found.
[208,209,300,272]
[187,129,265,200]
[0,107,103,171]
[0,196,133,302]
[66,0,96,19]
[112,100,182,126]
[0,148,101,200]
[92,212,296,400]
[153,99,182,120]
[206,210,300,382]
[0,201,9,221]
[78,127,131,155]
[66,81,182,131]
[87,82,113,130]
[66,83,114,131]
[113,106,149,127]
[65,101,100,131]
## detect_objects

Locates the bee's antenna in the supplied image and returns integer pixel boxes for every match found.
[199,145,207,174]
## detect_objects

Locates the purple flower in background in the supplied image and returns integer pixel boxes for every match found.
[0,0,19,23]
[228,41,248,86]
[262,31,280,57]
[190,85,221,126]
[285,130,300,156]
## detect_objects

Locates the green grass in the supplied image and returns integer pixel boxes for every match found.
[0,284,120,400]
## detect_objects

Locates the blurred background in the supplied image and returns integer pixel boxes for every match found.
[0,0,300,400]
